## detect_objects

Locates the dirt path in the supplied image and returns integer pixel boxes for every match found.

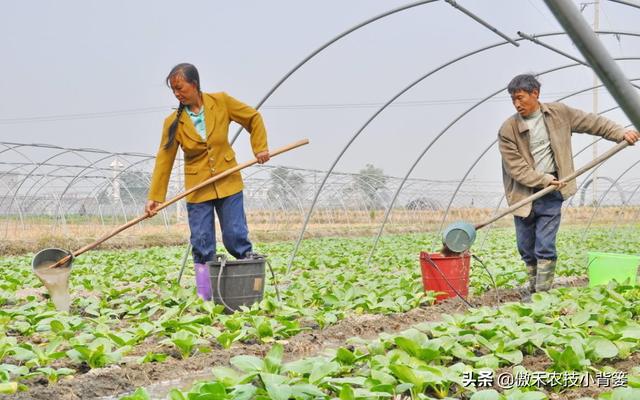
[7,277,589,400]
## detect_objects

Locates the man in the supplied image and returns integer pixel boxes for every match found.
[498,74,638,294]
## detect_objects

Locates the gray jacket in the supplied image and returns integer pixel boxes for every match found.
[498,102,626,217]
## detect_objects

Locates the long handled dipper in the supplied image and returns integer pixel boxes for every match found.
[39,138,309,271]
[441,140,632,254]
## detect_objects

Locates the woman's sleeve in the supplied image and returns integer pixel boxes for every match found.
[223,92,268,155]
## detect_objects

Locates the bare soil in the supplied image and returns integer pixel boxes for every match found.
[2,206,637,255]
[6,278,605,400]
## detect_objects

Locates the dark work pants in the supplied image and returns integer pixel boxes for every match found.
[186,191,252,263]
[514,190,563,265]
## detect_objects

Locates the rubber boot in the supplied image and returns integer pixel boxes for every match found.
[535,259,556,292]
[194,263,212,300]
[526,263,537,293]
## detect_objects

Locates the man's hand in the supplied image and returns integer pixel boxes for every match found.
[624,130,639,145]
[549,179,566,190]
[145,200,160,217]
[256,150,270,164]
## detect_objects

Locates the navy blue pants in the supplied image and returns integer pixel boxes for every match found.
[186,191,252,263]
[514,190,563,265]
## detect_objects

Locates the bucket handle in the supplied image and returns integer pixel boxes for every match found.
[265,259,281,302]
[215,254,235,313]
[422,253,474,308]
[245,252,281,302]
[471,254,501,304]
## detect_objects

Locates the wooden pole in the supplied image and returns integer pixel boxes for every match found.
[475,140,629,230]
[46,138,309,268]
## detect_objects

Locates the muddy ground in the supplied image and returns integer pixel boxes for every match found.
[5,277,629,400]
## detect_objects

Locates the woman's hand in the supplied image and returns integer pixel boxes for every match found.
[255,150,270,164]
[145,200,160,217]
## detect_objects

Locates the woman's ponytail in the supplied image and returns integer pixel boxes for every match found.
[164,103,184,149]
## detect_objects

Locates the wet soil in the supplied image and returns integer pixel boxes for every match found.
[6,276,621,400]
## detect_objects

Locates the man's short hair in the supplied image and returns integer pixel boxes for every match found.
[507,74,541,95]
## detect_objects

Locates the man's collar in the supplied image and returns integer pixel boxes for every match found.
[539,102,550,114]
[517,102,547,133]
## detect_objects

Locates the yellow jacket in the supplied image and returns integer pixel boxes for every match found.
[148,92,268,203]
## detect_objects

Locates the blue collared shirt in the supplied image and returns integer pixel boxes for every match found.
[185,106,207,140]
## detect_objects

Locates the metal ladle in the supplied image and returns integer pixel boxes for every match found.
[31,139,309,311]
[32,248,73,312]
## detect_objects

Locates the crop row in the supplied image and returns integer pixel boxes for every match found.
[121,283,640,399]
[0,226,637,395]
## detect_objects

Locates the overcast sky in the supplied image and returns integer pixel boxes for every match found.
[2,0,639,184]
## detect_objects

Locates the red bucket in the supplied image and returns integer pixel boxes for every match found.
[419,252,470,302]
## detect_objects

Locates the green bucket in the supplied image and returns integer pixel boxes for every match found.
[587,252,640,287]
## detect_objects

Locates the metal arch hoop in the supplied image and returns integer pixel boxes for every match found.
[581,157,640,240]
[579,176,627,205]
[286,30,640,272]
[228,0,440,146]
[436,77,640,247]
[365,60,640,264]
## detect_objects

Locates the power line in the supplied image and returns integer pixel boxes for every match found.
[0,106,169,125]
[0,89,595,124]
[260,91,591,110]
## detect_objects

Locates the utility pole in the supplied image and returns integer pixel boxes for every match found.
[110,157,123,202]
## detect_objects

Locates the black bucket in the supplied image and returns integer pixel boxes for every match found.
[207,253,266,312]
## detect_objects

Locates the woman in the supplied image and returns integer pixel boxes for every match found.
[145,63,269,300]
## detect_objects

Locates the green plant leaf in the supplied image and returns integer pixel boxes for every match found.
[50,320,65,334]
[282,357,316,376]
[620,326,640,340]
[389,364,424,393]
[138,352,168,364]
[496,350,523,365]
[339,384,355,400]
[309,360,339,384]
[371,369,396,385]
[608,387,640,400]
[264,343,283,373]
[119,387,150,400]
[257,320,274,341]
[0,382,17,394]
[589,337,619,359]
[168,388,186,400]
[289,383,326,398]
[231,355,264,374]
[198,382,227,398]
[212,367,242,387]
[335,347,356,366]
[260,373,290,400]
[228,383,257,400]
[394,337,419,357]
[570,310,591,327]
[217,330,242,349]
